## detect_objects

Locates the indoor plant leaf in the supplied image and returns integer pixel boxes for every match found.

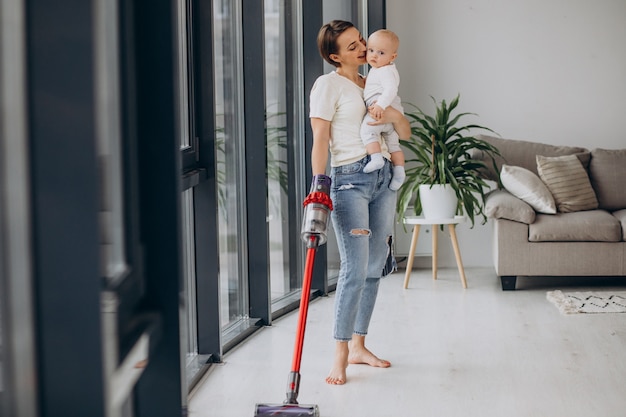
[397,95,502,227]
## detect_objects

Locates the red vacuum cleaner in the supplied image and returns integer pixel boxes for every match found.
[254,175,333,417]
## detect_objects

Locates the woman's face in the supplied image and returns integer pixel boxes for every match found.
[332,27,367,67]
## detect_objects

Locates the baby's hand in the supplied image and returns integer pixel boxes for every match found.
[369,104,384,120]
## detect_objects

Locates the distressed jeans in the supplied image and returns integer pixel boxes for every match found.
[330,156,396,341]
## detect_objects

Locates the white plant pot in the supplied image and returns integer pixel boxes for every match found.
[419,184,458,219]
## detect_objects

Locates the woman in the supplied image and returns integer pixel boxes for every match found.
[308,20,411,385]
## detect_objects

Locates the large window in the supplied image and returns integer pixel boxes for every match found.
[264,0,307,308]
[1,1,384,415]
[213,0,249,335]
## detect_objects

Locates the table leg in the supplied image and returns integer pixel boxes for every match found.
[403,224,420,289]
[449,224,468,288]
[432,225,438,280]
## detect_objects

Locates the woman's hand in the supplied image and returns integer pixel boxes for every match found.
[368,106,410,139]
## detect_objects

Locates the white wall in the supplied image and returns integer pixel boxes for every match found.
[387,0,626,267]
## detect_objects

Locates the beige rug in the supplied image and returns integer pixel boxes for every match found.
[547,290,626,314]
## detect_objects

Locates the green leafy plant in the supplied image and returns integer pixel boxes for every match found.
[396,95,501,227]
[265,111,289,196]
[215,110,289,219]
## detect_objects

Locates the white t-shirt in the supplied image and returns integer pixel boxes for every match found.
[310,71,390,167]
[363,63,402,111]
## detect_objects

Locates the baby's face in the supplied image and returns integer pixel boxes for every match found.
[366,34,398,68]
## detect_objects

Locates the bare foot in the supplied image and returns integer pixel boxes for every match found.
[348,342,391,368]
[326,342,348,385]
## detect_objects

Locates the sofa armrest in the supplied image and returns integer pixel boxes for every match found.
[613,209,626,241]
[485,189,536,224]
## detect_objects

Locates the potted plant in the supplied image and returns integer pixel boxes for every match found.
[396,95,501,227]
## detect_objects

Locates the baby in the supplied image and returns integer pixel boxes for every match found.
[360,29,406,191]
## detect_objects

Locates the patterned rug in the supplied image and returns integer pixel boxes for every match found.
[546,290,626,314]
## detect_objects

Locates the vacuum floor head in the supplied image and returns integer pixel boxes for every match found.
[254,403,320,416]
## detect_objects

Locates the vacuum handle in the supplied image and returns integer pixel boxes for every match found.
[309,174,331,195]
[302,175,332,247]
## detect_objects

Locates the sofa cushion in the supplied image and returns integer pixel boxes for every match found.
[612,209,626,242]
[500,165,556,214]
[588,148,626,211]
[473,134,589,182]
[529,210,621,242]
[536,154,598,213]
[485,189,536,224]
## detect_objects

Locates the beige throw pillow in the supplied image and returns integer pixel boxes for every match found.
[536,154,598,213]
[588,148,626,210]
[485,189,536,224]
[500,165,556,214]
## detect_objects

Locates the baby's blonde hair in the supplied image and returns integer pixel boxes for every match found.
[370,29,399,52]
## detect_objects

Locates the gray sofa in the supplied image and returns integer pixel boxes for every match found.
[472,135,626,290]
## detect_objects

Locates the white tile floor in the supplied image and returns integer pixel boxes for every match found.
[189,268,626,417]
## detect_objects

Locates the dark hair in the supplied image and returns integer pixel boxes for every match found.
[317,20,356,68]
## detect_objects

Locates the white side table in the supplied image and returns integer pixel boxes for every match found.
[402,215,468,289]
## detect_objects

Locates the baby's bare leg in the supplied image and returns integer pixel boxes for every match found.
[390,149,405,167]
[366,141,382,156]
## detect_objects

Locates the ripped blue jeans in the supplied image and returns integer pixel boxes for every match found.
[330,155,396,341]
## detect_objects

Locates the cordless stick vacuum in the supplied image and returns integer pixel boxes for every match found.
[254,175,333,417]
